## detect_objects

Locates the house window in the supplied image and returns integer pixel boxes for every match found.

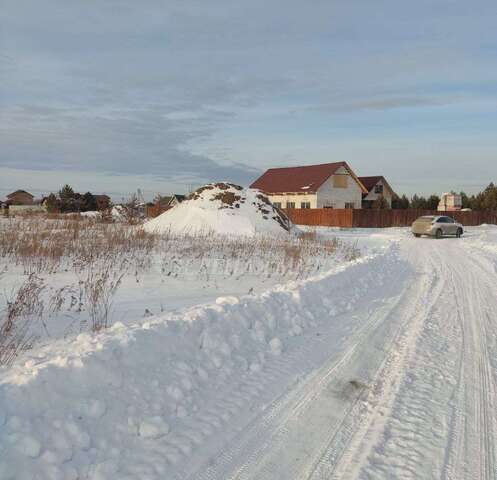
[300,202,311,209]
[272,202,282,209]
[374,184,384,194]
[286,202,296,209]
[333,175,348,188]
[345,202,355,209]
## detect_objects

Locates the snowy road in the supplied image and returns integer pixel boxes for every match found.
[183,230,497,480]
[2,228,497,479]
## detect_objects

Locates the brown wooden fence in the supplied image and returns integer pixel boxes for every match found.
[284,209,497,228]
[284,208,353,227]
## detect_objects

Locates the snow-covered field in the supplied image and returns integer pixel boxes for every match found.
[1,222,497,479]
[0,216,352,343]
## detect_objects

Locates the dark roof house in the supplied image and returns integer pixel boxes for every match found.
[6,190,35,206]
[170,194,186,203]
[359,176,395,196]
[359,176,396,208]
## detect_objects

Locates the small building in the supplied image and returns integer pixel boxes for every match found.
[438,193,462,212]
[6,190,34,206]
[359,176,395,208]
[250,162,367,209]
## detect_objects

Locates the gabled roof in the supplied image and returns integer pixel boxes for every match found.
[359,176,395,196]
[358,176,384,192]
[250,161,367,194]
[155,195,185,206]
[7,190,34,198]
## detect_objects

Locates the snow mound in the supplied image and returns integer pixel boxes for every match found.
[143,183,293,236]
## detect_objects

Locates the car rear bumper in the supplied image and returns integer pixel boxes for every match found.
[412,225,435,236]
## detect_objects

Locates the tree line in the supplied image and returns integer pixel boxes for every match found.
[44,185,110,213]
[390,183,497,211]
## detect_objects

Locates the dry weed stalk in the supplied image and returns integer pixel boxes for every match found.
[80,258,127,331]
[0,274,45,366]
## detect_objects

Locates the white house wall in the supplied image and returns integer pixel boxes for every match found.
[316,167,363,208]
[266,193,318,209]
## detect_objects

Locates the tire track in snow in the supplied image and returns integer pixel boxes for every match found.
[182,253,413,480]
[443,247,497,480]
[183,304,392,480]
[330,238,497,480]
[181,231,497,480]
[319,247,447,480]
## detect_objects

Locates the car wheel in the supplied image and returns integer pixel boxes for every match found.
[414,233,421,238]
[436,229,443,239]
[456,228,463,238]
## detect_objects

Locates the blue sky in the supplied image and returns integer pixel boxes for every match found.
[1,0,497,199]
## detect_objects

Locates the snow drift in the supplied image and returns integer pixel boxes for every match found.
[143,183,293,236]
[0,245,407,480]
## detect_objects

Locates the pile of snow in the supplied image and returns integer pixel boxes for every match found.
[0,245,405,479]
[80,206,125,222]
[79,211,100,218]
[144,183,293,236]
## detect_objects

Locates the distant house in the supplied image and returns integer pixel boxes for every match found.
[94,194,111,211]
[438,193,462,212]
[169,194,186,207]
[250,162,367,209]
[359,176,395,208]
[6,190,34,206]
[155,194,186,208]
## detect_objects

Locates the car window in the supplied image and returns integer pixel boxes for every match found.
[446,217,455,223]
[435,217,445,223]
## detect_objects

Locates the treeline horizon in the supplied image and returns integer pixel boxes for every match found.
[391,182,497,211]
[44,184,111,213]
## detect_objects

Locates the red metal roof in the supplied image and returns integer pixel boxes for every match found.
[251,161,366,194]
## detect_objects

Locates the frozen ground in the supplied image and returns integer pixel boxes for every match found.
[1,226,497,479]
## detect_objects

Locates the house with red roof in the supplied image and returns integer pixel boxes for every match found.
[359,176,395,208]
[250,162,368,210]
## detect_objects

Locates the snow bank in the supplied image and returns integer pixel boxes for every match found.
[79,211,100,219]
[0,244,406,479]
[80,206,125,221]
[143,183,293,236]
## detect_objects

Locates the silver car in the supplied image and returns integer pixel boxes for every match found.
[412,215,464,239]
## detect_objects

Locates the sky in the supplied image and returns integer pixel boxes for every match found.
[1,0,497,200]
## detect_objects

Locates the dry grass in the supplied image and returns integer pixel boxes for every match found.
[0,216,359,363]
[0,215,358,285]
[0,274,45,366]
[0,216,154,275]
